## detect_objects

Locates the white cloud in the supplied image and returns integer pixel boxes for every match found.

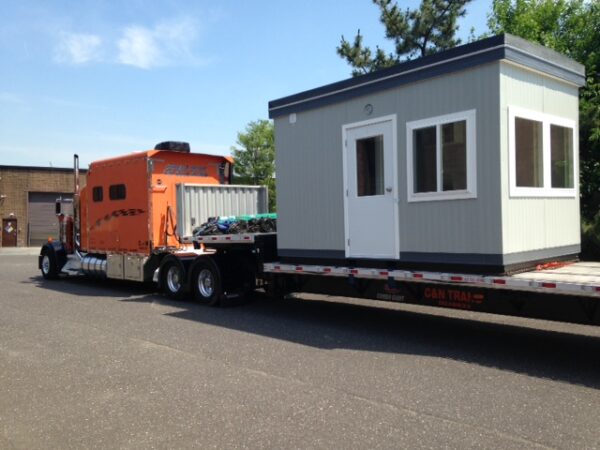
[117,26,161,69]
[117,18,200,69]
[53,18,202,69]
[54,32,102,64]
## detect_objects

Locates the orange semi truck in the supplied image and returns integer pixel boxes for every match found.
[39,141,270,302]
[40,142,600,325]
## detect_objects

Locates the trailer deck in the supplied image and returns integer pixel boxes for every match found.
[182,232,276,245]
[263,261,600,297]
[187,232,600,298]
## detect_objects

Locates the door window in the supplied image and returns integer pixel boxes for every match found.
[356,135,384,197]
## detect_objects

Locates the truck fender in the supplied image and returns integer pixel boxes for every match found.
[38,241,67,271]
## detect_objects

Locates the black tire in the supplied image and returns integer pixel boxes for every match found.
[160,258,187,300]
[40,249,59,280]
[191,258,222,306]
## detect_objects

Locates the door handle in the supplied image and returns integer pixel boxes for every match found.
[385,187,392,193]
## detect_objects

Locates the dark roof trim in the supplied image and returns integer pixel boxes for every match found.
[268,34,585,118]
[0,165,88,173]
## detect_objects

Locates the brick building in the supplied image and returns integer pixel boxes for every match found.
[0,166,87,247]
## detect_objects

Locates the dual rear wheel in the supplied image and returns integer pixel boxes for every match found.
[160,257,222,306]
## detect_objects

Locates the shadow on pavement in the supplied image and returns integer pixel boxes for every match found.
[30,274,600,389]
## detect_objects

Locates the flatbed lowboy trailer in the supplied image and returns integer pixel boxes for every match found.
[167,232,600,327]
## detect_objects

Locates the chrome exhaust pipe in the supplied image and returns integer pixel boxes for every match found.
[73,154,80,250]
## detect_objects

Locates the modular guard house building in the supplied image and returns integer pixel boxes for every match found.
[268,34,585,273]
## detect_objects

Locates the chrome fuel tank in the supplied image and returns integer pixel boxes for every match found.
[81,255,107,278]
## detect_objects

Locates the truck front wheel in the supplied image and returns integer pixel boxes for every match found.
[191,258,222,306]
[40,249,59,280]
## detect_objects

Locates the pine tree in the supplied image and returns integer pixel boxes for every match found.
[337,0,471,76]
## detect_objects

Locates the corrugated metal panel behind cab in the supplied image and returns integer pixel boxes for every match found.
[176,184,268,237]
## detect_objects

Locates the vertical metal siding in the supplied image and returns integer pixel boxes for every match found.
[176,184,268,237]
[499,63,580,256]
[275,62,504,256]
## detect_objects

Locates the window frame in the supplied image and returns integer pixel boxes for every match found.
[406,109,477,202]
[508,106,577,198]
[92,186,103,202]
[109,184,127,201]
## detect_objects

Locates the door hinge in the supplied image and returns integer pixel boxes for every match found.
[344,139,347,148]
[347,238,350,247]
[346,189,349,196]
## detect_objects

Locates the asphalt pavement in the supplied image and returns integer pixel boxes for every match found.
[1,254,600,449]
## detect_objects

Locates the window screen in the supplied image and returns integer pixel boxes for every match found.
[109,184,126,200]
[551,124,574,188]
[413,126,437,193]
[356,135,384,197]
[515,117,543,187]
[442,120,467,191]
[92,186,103,202]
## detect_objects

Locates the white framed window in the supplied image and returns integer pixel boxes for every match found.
[508,106,577,197]
[406,109,477,202]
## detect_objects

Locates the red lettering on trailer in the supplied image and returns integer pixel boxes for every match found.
[542,282,556,288]
[295,266,303,271]
[380,271,389,276]
[493,279,506,284]
[450,276,463,281]
[425,287,484,310]
[424,287,446,300]
[413,273,423,279]
[323,268,332,273]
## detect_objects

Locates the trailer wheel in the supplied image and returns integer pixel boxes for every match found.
[160,258,187,300]
[191,258,222,306]
[40,249,59,280]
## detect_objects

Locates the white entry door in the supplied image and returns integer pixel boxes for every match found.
[343,115,399,259]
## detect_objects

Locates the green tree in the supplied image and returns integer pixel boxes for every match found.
[487,0,600,224]
[337,0,471,76]
[231,119,276,211]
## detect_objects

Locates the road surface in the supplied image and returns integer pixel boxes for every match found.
[1,254,600,449]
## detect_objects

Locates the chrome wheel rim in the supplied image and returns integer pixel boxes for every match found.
[41,255,50,275]
[166,265,182,293]
[197,269,214,298]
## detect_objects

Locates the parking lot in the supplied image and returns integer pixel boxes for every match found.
[1,253,600,449]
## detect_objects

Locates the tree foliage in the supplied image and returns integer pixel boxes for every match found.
[488,0,600,222]
[231,119,276,211]
[337,0,470,76]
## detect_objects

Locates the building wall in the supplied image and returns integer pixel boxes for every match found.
[499,62,581,259]
[275,62,503,260]
[0,167,87,247]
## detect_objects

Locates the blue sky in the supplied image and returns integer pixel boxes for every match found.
[0,0,491,169]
